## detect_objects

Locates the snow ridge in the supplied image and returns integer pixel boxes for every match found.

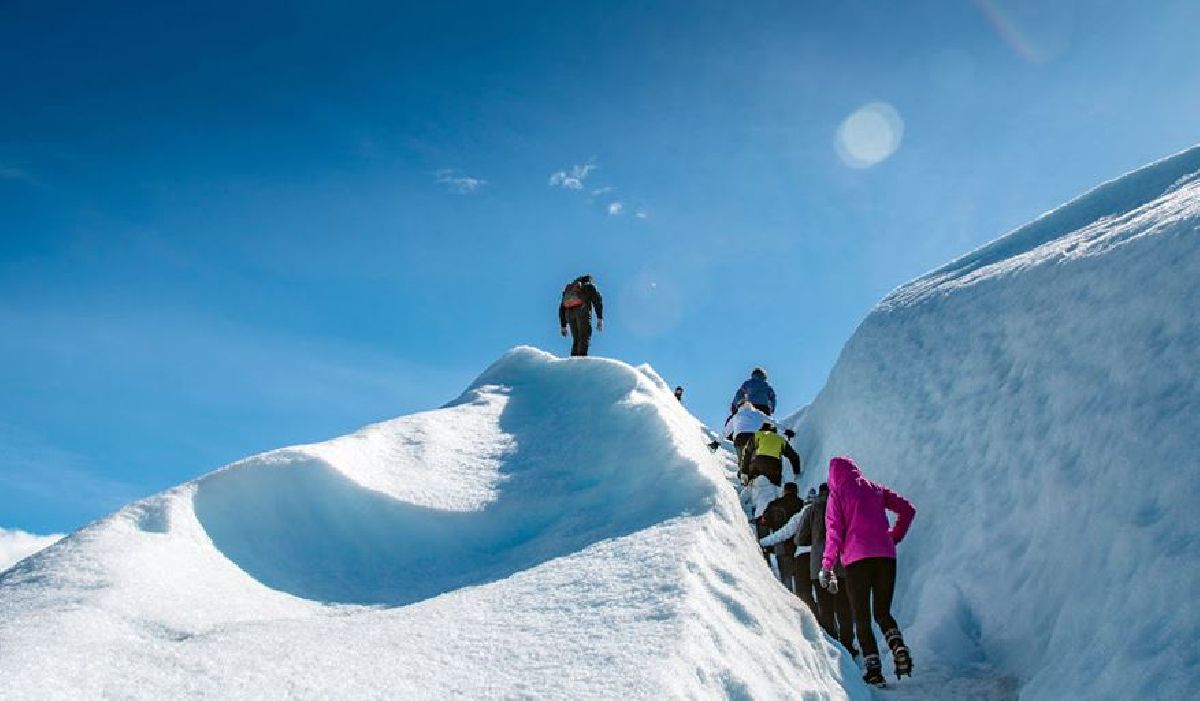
[790,146,1200,700]
[0,347,868,699]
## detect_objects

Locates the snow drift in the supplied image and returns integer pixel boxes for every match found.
[0,348,867,699]
[789,146,1200,699]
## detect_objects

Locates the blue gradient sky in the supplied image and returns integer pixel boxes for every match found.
[3,0,1198,533]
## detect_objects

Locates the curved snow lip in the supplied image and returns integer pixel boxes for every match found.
[193,347,719,606]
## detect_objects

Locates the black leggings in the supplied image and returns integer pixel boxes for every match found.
[845,557,898,657]
[567,311,592,356]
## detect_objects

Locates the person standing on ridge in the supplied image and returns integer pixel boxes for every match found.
[819,456,916,687]
[730,367,776,416]
[745,422,802,486]
[673,386,684,402]
[558,274,604,357]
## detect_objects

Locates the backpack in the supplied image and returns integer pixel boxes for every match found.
[561,281,585,309]
[763,500,790,531]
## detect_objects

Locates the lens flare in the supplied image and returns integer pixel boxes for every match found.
[836,102,904,169]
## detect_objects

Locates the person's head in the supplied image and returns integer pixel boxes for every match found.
[760,421,776,432]
[750,367,767,379]
[807,487,817,500]
[818,482,829,495]
[783,482,798,495]
[578,274,594,284]
[673,386,684,398]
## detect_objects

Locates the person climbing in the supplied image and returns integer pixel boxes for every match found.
[759,486,818,617]
[729,367,776,416]
[723,402,772,481]
[819,456,916,687]
[760,482,806,595]
[673,386,684,402]
[558,274,604,357]
[797,482,857,658]
[745,422,802,486]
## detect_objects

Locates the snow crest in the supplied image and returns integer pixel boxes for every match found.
[790,146,1200,699]
[0,347,867,699]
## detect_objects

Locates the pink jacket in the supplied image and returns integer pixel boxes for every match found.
[822,456,916,570]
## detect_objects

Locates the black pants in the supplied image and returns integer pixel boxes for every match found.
[775,545,797,592]
[567,310,592,356]
[845,557,898,657]
[816,579,856,654]
[748,455,782,486]
[733,433,753,477]
[793,552,818,617]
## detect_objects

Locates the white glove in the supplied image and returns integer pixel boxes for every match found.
[819,568,838,594]
[560,326,568,337]
[597,318,604,332]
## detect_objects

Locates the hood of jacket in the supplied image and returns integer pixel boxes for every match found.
[828,456,861,492]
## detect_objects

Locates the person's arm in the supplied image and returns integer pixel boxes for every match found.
[760,510,804,546]
[558,302,567,328]
[590,285,603,320]
[782,442,802,476]
[883,486,916,544]
[767,384,777,413]
[822,492,845,570]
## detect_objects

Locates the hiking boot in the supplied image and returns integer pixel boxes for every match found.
[885,628,913,678]
[862,654,885,687]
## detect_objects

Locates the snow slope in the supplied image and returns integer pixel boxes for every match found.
[788,146,1200,700]
[0,348,868,700]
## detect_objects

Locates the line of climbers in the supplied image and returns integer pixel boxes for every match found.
[716,367,918,688]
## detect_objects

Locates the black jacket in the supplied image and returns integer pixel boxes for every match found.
[558,279,604,326]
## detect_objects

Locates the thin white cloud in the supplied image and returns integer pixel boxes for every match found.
[0,527,63,571]
[435,169,487,194]
[607,202,624,216]
[635,209,649,220]
[548,162,596,190]
[590,186,614,197]
[0,165,36,185]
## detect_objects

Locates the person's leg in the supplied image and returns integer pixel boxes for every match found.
[845,560,879,657]
[814,583,838,638]
[776,548,795,589]
[834,586,857,655]
[871,557,898,633]
[578,319,592,356]
[568,313,584,356]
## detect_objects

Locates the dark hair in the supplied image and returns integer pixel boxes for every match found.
[751,367,767,378]
[783,482,798,493]
[818,482,829,494]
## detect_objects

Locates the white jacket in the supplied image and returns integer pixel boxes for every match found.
[724,404,772,439]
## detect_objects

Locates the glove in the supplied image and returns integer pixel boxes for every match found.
[597,318,604,332]
[819,568,838,594]
[707,440,721,451]
[560,326,568,337]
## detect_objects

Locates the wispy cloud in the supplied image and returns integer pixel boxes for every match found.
[548,162,596,190]
[0,165,36,185]
[635,209,649,220]
[607,202,624,216]
[0,422,137,516]
[0,527,63,571]
[435,169,487,194]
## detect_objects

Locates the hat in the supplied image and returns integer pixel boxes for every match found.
[751,367,767,378]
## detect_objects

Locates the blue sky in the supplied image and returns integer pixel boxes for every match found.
[2,0,1198,534]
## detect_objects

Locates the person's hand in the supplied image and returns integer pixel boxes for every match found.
[560,326,568,337]
[819,568,838,594]
[597,318,604,332]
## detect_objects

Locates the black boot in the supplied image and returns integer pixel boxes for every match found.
[862,654,885,687]
[885,628,913,678]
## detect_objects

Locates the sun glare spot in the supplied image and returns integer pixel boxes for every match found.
[836,102,904,169]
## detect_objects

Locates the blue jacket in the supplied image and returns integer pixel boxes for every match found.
[731,376,776,414]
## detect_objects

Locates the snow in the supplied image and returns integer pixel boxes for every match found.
[0,348,867,699]
[0,528,62,572]
[787,145,1200,700]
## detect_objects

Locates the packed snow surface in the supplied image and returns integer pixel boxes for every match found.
[0,348,867,700]
[789,145,1200,700]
